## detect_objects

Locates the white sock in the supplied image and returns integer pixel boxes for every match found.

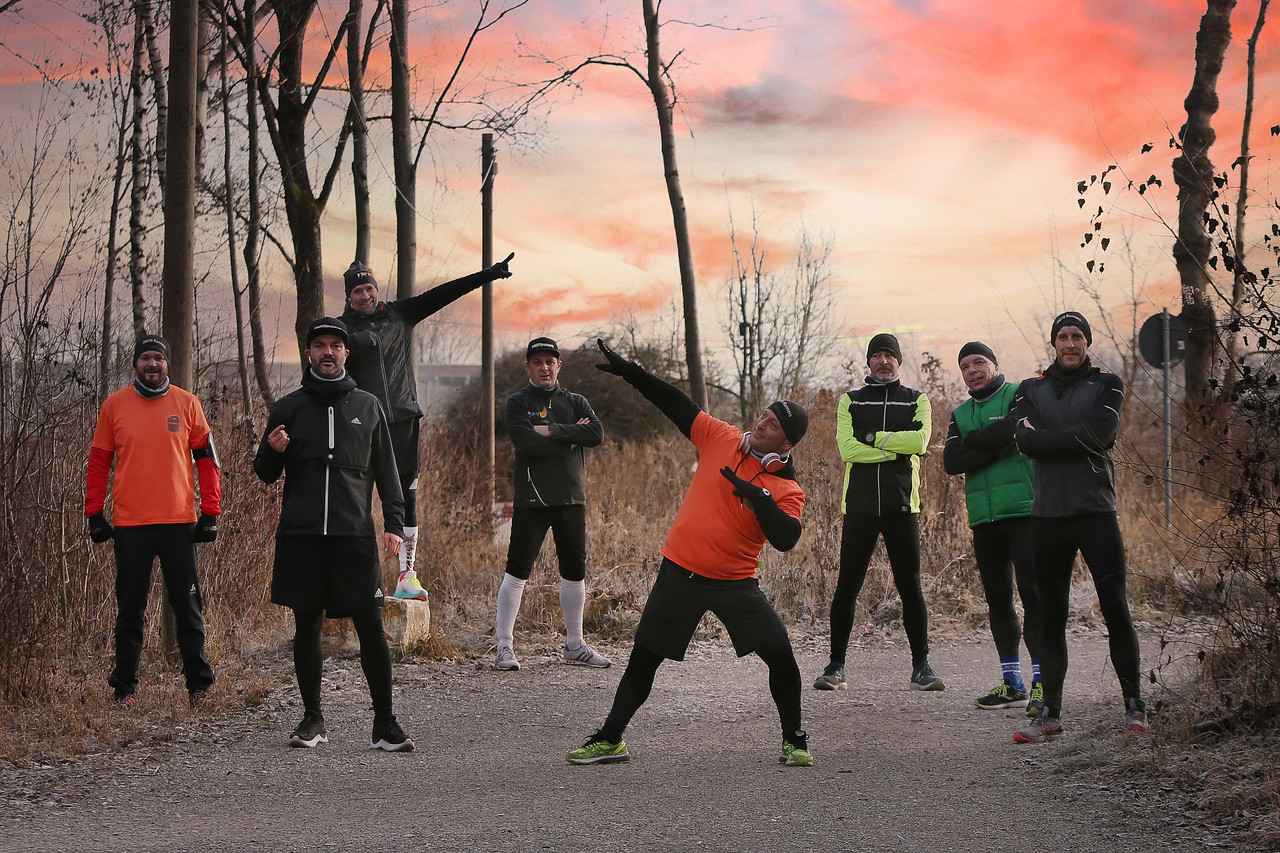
[495,573,526,648]
[561,578,586,649]
[398,527,418,577]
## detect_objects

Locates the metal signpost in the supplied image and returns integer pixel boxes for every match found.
[1138,310,1189,528]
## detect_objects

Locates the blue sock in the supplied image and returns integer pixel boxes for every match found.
[1000,657,1024,691]
[1031,658,1041,686]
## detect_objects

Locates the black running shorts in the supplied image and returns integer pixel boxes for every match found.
[271,534,385,617]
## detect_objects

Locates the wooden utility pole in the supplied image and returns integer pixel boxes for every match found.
[160,0,199,659]
[481,134,496,521]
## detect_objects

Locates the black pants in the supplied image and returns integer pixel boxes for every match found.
[292,607,393,718]
[971,517,1040,661]
[109,523,214,695]
[504,504,587,582]
[388,418,420,528]
[1033,512,1141,716]
[829,513,928,666]
[600,636,802,744]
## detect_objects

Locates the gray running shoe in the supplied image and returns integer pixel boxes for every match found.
[1124,698,1147,732]
[1014,713,1064,743]
[564,643,612,668]
[494,646,520,671]
[813,662,847,690]
[910,662,945,691]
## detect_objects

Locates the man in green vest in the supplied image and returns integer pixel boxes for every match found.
[942,341,1042,715]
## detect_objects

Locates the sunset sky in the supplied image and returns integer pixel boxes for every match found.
[2,0,1278,385]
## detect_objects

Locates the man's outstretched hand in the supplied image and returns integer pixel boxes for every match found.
[489,252,515,279]
[595,338,633,376]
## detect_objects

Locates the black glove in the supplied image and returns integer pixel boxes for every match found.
[488,252,515,280]
[595,338,637,377]
[191,513,219,543]
[962,416,1016,450]
[88,512,114,543]
[720,466,772,509]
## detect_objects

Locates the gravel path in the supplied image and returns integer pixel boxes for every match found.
[0,626,1256,852]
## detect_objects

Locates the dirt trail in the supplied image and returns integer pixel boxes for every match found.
[0,627,1253,853]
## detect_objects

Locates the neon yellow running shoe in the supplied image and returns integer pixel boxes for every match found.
[566,733,629,765]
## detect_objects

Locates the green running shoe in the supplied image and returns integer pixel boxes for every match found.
[1026,682,1045,718]
[566,732,629,765]
[779,730,813,767]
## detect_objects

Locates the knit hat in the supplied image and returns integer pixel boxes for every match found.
[1050,311,1092,345]
[343,260,377,297]
[133,334,170,363]
[957,341,998,366]
[768,399,809,446]
[306,316,349,346]
[526,336,560,359]
[866,332,903,364]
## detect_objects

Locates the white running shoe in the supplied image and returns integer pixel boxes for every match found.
[564,644,612,668]
[394,570,428,601]
[494,646,520,671]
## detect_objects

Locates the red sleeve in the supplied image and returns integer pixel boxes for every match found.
[85,446,114,517]
[193,436,222,516]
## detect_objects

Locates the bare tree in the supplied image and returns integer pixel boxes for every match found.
[128,1,150,338]
[1174,0,1236,407]
[722,213,839,422]
[1223,0,1269,397]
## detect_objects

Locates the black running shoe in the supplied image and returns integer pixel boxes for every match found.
[371,714,414,752]
[289,710,327,748]
[910,662,945,691]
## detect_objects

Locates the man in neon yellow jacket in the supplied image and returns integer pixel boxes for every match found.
[815,333,941,692]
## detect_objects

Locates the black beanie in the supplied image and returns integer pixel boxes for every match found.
[344,261,377,296]
[1050,311,1092,345]
[957,341,998,366]
[866,332,903,364]
[768,400,809,445]
[133,334,170,363]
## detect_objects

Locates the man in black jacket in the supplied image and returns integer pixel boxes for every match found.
[494,337,608,671]
[341,253,513,602]
[1011,311,1145,743]
[254,317,412,752]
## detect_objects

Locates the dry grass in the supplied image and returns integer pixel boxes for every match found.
[2,368,1278,843]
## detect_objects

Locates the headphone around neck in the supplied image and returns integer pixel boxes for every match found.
[739,432,787,474]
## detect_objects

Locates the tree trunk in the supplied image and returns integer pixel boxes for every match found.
[220,20,254,425]
[348,0,371,264]
[143,0,167,196]
[242,0,273,405]
[1223,0,1268,397]
[129,2,149,339]
[642,0,706,409]
[269,0,326,362]
[101,21,134,399]
[1174,0,1235,408]
[391,0,415,299]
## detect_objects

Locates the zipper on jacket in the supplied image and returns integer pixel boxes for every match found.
[526,468,547,506]
[324,405,334,534]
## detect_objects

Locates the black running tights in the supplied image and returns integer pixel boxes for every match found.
[600,636,803,743]
[1033,512,1141,717]
[293,607,393,717]
[971,517,1040,661]
[830,513,928,666]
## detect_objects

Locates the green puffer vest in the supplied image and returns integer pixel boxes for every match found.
[953,382,1033,527]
